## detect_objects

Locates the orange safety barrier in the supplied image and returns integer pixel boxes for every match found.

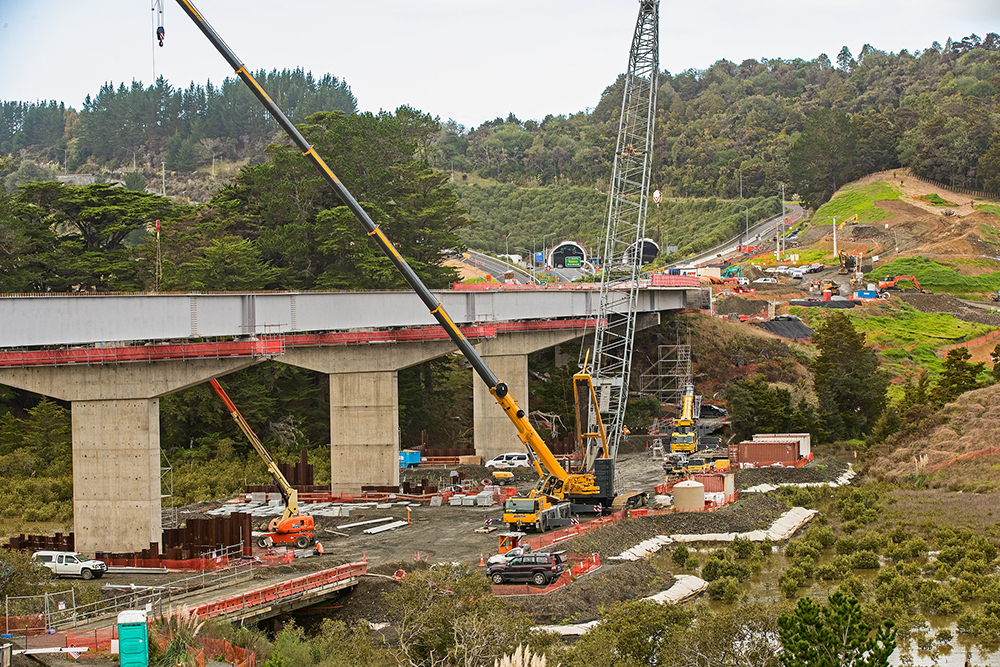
[188,562,366,619]
[492,552,603,596]
[522,510,627,551]
[0,338,284,369]
[65,627,117,651]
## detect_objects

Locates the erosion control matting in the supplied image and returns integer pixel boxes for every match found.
[715,296,768,316]
[754,319,815,339]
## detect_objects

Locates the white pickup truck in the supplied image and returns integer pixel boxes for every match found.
[31,551,108,580]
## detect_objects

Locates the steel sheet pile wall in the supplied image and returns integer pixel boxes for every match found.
[97,512,253,562]
[6,532,74,552]
[277,450,314,486]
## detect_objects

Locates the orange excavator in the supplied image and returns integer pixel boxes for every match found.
[210,379,315,549]
[878,275,921,291]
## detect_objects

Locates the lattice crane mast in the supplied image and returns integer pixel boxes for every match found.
[586,0,659,469]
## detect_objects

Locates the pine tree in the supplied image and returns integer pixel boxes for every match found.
[931,347,984,406]
[811,311,889,440]
[778,591,896,667]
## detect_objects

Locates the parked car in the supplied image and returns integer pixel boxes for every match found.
[487,552,565,585]
[487,544,534,565]
[807,262,825,273]
[753,277,777,284]
[699,404,729,419]
[790,268,804,279]
[485,452,531,469]
[32,551,108,580]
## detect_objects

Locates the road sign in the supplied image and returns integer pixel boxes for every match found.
[534,252,544,263]
[565,256,581,267]
[653,189,661,204]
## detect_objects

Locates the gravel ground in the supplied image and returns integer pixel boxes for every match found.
[734,457,852,489]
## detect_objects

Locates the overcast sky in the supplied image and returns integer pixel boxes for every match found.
[0,1,996,129]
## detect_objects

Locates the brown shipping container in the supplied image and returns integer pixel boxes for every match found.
[737,441,799,465]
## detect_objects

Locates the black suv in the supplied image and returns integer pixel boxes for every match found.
[488,552,565,586]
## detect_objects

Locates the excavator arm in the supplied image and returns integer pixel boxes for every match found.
[175,0,577,488]
[209,378,300,522]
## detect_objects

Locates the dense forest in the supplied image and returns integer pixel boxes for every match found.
[0,68,355,173]
[2,34,998,209]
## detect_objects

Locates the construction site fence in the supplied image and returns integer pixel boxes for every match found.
[522,510,627,551]
[190,561,367,620]
[492,552,603,596]
[23,561,259,631]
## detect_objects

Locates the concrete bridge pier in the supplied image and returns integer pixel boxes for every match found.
[472,329,591,462]
[282,342,456,492]
[0,359,260,554]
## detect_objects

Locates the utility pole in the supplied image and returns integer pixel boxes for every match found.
[739,168,742,199]
[831,217,837,256]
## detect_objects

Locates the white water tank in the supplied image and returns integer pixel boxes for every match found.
[673,480,705,511]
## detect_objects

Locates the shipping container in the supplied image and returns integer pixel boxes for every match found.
[752,433,811,458]
[737,440,799,466]
[692,472,735,495]
[854,290,878,299]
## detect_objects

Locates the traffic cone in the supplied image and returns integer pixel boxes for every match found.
[479,553,485,567]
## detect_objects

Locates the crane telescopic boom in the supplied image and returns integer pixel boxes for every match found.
[209,378,300,522]
[175,0,592,493]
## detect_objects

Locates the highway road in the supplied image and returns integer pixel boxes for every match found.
[670,203,805,267]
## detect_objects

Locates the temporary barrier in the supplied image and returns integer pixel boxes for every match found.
[0,338,284,369]
[521,510,627,551]
[491,553,602,596]
[188,562,366,619]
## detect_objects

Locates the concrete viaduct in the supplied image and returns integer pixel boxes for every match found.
[0,282,695,552]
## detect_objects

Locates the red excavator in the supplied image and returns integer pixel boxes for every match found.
[210,379,315,549]
[878,275,921,291]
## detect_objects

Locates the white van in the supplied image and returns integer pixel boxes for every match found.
[32,551,108,580]
[485,452,531,469]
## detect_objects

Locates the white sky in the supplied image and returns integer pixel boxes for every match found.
[0,1,997,129]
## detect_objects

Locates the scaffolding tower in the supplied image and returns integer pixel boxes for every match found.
[638,344,692,407]
[587,0,659,468]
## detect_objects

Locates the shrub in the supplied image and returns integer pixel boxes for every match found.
[855,533,884,554]
[701,554,752,582]
[851,550,881,570]
[837,574,866,599]
[730,536,756,559]
[671,544,689,568]
[808,525,836,548]
[779,566,806,599]
[706,576,741,602]
[684,555,700,570]
[835,537,858,555]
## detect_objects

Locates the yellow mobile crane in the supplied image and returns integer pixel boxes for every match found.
[210,379,315,548]
[173,0,622,525]
[669,384,698,454]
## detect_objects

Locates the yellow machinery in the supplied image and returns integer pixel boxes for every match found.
[210,379,314,548]
[669,384,697,454]
[177,1,623,531]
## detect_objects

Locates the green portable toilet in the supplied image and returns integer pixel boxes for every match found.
[117,610,149,667]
